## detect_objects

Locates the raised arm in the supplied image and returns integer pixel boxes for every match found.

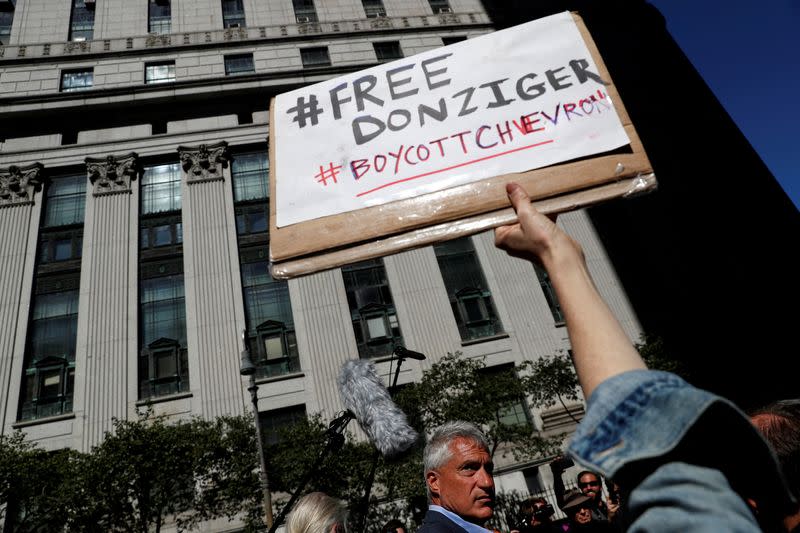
[494,182,645,398]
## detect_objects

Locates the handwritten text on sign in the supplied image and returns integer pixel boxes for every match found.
[274,11,630,227]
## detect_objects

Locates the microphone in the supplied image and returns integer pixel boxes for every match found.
[395,346,426,361]
[337,359,419,458]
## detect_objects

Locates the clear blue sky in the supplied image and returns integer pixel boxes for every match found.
[647,0,800,210]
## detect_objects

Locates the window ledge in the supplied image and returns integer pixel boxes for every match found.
[460,333,509,347]
[13,412,76,429]
[255,371,304,385]
[136,391,193,407]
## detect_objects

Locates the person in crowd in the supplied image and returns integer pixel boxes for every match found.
[417,420,495,532]
[560,489,612,532]
[510,496,561,533]
[382,518,408,533]
[285,491,349,533]
[750,399,800,532]
[494,182,795,531]
[550,459,610,523]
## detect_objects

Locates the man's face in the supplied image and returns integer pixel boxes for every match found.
[427,437,495,524]
[578,473,602,502]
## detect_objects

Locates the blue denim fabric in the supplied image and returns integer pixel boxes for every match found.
[566,370,794,532]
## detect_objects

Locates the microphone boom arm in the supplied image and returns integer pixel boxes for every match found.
[267,410,355,533]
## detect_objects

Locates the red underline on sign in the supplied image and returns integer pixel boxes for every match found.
[355,139,555,198]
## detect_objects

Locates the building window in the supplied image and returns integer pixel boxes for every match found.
[342,259,403,358]
[225,53,255,76]
[19,173,86,422]
[141,162,182,214]
[36,174,86,270]
[434,237,503,341]
[240,254,298,379]
[362,0,386,18]
[442,36,466,46]
[300,47,330,68]
[145,61,176,84]
[20,278,79,421]
[233,151,299,379]
[292,0,318,23]
[140,215,182,251]
[373,41,403,62]
[138,262,188,399]
[42,174,86,228]
[60,69,93,92]
[38,229,83,264]
[260,405,306,446]
[232,152,269,202]
[68,0,95,41]
[428,0,451,14]
[139,163,188,400]
[221,0,245,28]
[480,364,532,427]
[0,0,14,46]
[534,265,564,325]
[148,0,171,34]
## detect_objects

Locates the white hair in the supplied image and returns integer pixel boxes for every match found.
[286,492,349,533]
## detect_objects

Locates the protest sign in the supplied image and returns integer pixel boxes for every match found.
[269,11,654,276]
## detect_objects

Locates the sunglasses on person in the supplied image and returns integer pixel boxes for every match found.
[578,481,601,488]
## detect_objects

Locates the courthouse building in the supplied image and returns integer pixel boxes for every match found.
[0,0,644,527]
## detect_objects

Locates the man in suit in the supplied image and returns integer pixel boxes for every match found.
[418,421,496,532]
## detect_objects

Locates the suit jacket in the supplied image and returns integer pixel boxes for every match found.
[416,509,468,533]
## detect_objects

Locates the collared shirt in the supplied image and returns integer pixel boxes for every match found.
[428,505,492,533]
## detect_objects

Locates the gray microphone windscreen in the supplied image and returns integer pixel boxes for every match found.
[337,360,418,458]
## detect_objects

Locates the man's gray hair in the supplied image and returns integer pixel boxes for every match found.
[423,421,490,499]
[286,491,348,533]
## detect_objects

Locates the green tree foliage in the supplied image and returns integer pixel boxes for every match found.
[74,412,262,533]
[0,431,83,532]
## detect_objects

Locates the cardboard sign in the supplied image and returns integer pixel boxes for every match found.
[269,11,654,275]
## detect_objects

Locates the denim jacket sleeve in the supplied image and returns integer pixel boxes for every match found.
[566,370,796,532]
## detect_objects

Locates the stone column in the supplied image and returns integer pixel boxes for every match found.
[0,163,44,431]
[178,142,246,418]
[77,153,139,448]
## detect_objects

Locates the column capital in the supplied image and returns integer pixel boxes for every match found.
[86,152,140,196]
[0,163,45,208]
[177,141,229,184]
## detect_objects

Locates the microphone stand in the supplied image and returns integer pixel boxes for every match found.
[355,347,409,532]
[267,410,354,533]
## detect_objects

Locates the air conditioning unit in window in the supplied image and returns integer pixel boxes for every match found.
[437,7,453,13]
[366,11,387,18]
[228,22,241,28]
[72,36,87,42]
[296,16,310,23]
[83,0,96,7]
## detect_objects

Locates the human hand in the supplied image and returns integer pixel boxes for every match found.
[607,501,620,521]
[494,183,583,272]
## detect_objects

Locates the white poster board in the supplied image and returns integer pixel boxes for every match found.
[274,11,630,228]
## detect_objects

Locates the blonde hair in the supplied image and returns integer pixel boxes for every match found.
[286,492,349,533]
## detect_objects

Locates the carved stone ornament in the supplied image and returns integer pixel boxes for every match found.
[0,163,44,208]
[178,142,229,183]
[86,152,139,196]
